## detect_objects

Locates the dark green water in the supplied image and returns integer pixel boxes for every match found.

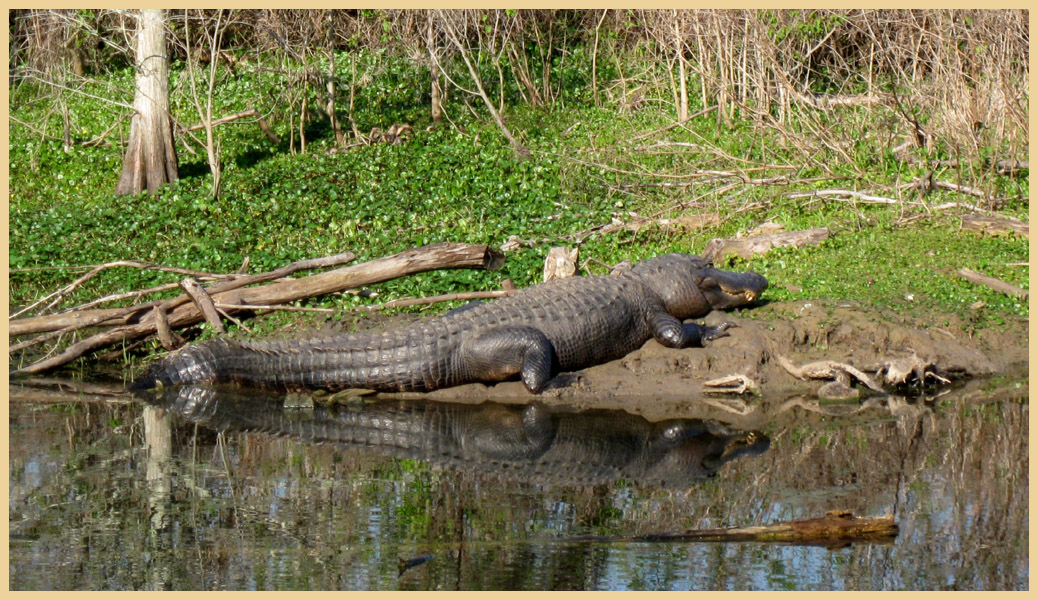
[8,377,1028,590]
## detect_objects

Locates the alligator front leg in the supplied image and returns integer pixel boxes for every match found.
[649,313,734,348]
[458,326,557,393]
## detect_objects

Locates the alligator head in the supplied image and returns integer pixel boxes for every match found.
[629,253,768,317]
[642,419,771,487]
[695,265,769,310]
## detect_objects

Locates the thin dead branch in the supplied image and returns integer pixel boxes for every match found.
[9,260,239,320]
[350,290,517,313]
[213,303,337,314]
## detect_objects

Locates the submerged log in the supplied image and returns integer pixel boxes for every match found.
[566,511,897,547]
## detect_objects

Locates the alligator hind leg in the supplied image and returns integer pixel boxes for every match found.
[459,326,557,393]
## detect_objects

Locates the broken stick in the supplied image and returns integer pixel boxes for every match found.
[180,278,225,334]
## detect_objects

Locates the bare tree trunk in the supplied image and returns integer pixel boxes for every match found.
[673,12,688,122]
[326,50,344,144]
[115,9,178,195]
[427,16,443,126]
[325,11,344,145]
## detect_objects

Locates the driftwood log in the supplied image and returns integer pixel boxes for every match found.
[960,213,1029,240]
[565,511,897,547]
[11,243,504,375]
[702,228,829,262]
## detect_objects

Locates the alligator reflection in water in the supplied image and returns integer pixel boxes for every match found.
[138,385,770,488]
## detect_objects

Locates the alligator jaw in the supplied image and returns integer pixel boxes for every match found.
[702,269,768,310]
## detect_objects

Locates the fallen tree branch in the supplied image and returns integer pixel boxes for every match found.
[70,281,188,312]
[10,251,358,337]
[930,179,988,199]
[10,303,160,353]
[702,228,829,262]
[12,243,503,375]
[787,189,899,204]
[213,303,337,314]
[10,260,238,320]
[958,268,1028,300]
[565,511,897,546]
[960,213,1029,240]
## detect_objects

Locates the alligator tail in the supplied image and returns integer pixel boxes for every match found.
[128,340,233,391]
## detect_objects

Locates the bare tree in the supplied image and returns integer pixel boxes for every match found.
[437,10,530,158]
[183,9,228,199]
[115,9,178,195]
[426,13,444,127]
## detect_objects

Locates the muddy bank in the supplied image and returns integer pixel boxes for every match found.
[385,299,1029,423]
[26,298,1023,427]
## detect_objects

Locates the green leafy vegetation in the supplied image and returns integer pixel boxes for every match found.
[8,9,1028,372]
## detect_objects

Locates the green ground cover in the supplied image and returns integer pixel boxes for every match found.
[8,49,1028,370]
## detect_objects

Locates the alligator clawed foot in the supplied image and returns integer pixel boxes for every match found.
[702,321,737,342]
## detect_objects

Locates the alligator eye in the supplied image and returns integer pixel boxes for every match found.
[660,423,688,441]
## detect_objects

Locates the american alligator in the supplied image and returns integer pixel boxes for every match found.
[143,385,770,487]
[130,253,767,394]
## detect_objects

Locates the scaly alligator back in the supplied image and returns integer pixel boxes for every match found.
[130,253,767,393]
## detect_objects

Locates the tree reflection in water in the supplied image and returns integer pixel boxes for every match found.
[7,377,1028,590]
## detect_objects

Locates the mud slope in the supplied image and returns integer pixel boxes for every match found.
[418,300,1027,419]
